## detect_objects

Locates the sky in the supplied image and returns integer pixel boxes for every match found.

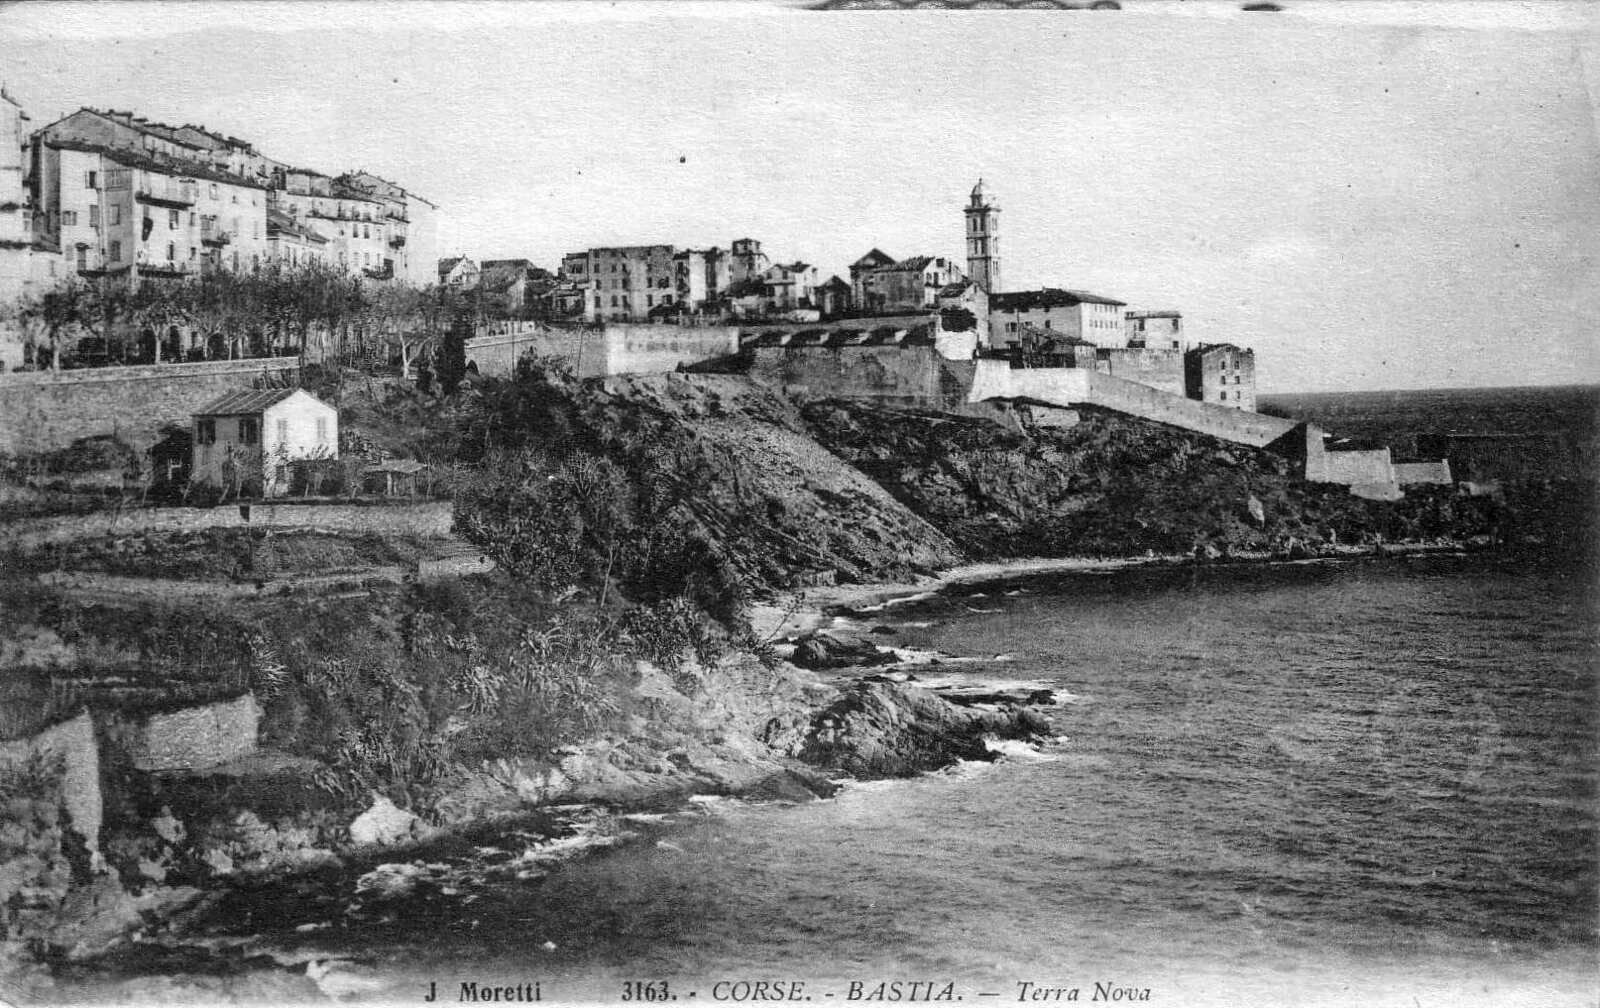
[2,0,1599,392]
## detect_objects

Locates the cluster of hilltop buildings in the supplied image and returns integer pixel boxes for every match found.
[455,179,1258,414]
[457,181,1453,500]
[0,91,436,367]
[0,87,1448,502]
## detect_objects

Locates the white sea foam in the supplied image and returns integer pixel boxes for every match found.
[983,736,1058,761]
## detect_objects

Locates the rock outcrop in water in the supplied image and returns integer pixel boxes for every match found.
[799,679,1052,779]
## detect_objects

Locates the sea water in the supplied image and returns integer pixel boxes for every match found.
[97,552,1594,1008]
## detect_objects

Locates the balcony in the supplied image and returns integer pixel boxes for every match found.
[388,235,406,249]
[200,225,232,247]
[135,178,198,208]
[137,262,190,279]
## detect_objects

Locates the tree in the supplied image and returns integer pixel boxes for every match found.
[77,276,136,364]
[16,280,83,370]
[435,298,471,395]
[129,278,192,362]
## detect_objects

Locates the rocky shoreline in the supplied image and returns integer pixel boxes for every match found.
[0,607,1060,1005]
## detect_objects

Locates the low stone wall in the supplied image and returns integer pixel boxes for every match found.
[2,500,454,551]
[0,359,299,454]
[119,694,260,773]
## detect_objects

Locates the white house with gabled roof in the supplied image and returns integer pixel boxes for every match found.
[191,387,337,496]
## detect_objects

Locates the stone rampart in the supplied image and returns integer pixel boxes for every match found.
[467,323,739,379]
[752,345,947,405]
[966,362,1297,448]
[1392,460,1453,485]
[1097,348,1184,397]
[1081,372,1299,447]
[2,500,453,551]
[0,359,299,454]
[1309,446,1395,486]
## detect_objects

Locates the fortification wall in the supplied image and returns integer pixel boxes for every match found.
[1393,460,1453,485]
[966,362,1297,448]
[968,359,1093,405]
[466,327,590,378]
[2,500,454,551]
[604,323,740,375]
[1081,373,1298,447]
[0,359,299,454]
[1097,348,1184,398]
[467,324,739,379]
[1309,446,1394,486]
[751,345,947,405]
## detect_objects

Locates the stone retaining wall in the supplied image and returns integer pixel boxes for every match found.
[0,359,299,454]
[119,694,260,773]
[2,500,453,551]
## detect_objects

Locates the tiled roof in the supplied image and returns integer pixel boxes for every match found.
[851,248,896,270]
[937,281,973,297]
[989,287,1126,310]
[438,256,468,276]
[266,208,327,244]
[890,255,935,272]
[1126,310,1181,319]
[46,138,270,191]
[819,275,851,291]
[193,388,304,416]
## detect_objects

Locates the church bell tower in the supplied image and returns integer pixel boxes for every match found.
[964,179,1001,294]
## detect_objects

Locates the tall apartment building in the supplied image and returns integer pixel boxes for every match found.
[21,107,436,288]
[0,87,57,368]
[563,243,749,322]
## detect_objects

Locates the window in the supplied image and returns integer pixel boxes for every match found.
[85,170,97,188]
[109,240,122,262]
[109,205,121,225]
[61,210,77,227]
[210,184,218,199]
[190,247,196,260]
[168,209,179,229]
[240,417,260,443]
[197,418,216,444]
[89,205,99,227]
[646,295,654,307]
[75,247,86,270]
[189,213,196,226]
[315,417,328,444]
[166,242,175,262]
[276,418,288,443]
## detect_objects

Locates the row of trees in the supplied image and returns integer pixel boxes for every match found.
[5,261,490,376]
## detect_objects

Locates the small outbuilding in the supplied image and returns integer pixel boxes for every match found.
[192,388,338,497]
[362,458,429,497]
